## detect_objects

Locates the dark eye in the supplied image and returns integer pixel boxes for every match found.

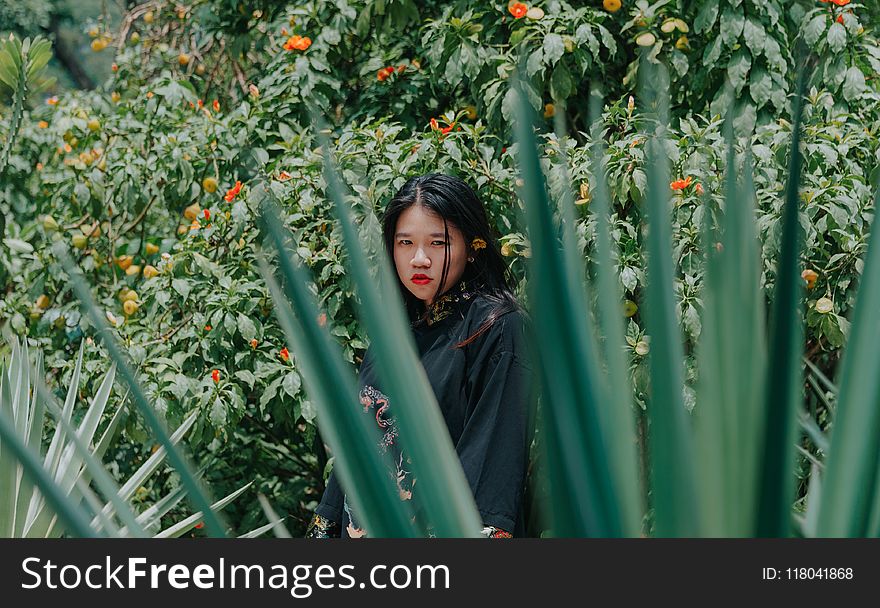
[398,239,412,245]
[432,240,446,246]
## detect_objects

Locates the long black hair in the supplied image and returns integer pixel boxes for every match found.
[382,173,519,348]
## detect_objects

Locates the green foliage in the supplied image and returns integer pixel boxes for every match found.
[1,0,879,534]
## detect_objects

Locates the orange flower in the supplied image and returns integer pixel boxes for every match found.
[38,120,48,129]
[509,3,528,19]
[670,176,693,191]
[36,162,43,171]
[224,180,242,202]
[430,118,439,131]
[111,63,118,72]
[211,369,220,383]
[317,313,327,327]
[836,14,844,23]
[205,325,212,331]
[203,208,211,220]
[695,183,704,195]
[280,347,290,362]
[830,0,850,6]
[277,170,292,181]
[377,68,389,82]
[441,122,455,135]
[283,35,302,50]
[197,99,204,108]
[213,99,220,112]
[46,96,59,106]
[194,522,205,529]
[250,338,258,349]
[284,35,311,51]
[397,64,406,73]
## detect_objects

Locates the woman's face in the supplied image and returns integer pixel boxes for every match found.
[393,204,468,305]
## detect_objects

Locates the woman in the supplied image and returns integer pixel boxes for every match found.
[306,173,535,538]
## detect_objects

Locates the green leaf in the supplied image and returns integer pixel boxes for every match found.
[719,6,745,46]
[842,67,865,102]
[543,33,565,66]
[695,0,720,33]
[827,22,847,53]
[803,14,827,46]
[550,62,573,101]
[742,17,765,56]
[237,313,257,342]
[727,50,752,94]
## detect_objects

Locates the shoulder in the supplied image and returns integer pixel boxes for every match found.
[464,293,531,362]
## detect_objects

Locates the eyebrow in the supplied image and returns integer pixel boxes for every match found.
[394,232,450,238]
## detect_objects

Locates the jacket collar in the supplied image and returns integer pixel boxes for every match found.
[416,278,478,327]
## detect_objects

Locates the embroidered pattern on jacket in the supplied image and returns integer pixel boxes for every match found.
[420,278,478,326]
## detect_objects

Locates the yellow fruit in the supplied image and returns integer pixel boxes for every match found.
[636,32,656,47]
[815,297,833,314]
[143,11,154,24]
[81,222,101,238]
[123,290,139,303]
[603,0,622,13]
[543,103,555,119]
[464,105,477,120]
[177,8,186,19]
[635,340,649,356]
[563,36,575,53]
[111,91,121,103]
[526,7,545,20]
[500,243,512,257]
[661,19,677,34]
[674,19,689,33]
[98,159,107,171]
[675,35,689,51]
[88,26,100,38]
[87,118,101,132]
[129,32,140,44]
[624,300,638,317]
[178,53,190,66]
[202,176,218,193]
[116,255,133,270]
[36,295,51,309]
[177,224,188,235]
[196,64,206,75]
[90,39,106,52]
[126,264,142,277]
[117,288,132,302]
[145,242,159,255]
[42,215,59,231]
[123,300,139,316]
[143,265,160,278]
[184,203,201,220]
[72,234,88,249]
[29,307,43,320]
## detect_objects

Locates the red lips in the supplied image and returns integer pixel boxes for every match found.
[411,274,432,285]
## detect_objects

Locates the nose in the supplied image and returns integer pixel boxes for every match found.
[411,246,430,268]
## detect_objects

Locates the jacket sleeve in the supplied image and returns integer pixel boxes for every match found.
[307,469,344,538]
[458,311,534,535]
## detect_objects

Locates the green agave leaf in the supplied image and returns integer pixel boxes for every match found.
[253,206,419,538]
[36,380,148,537]
[693,114,766,536]
[257,493,292,538]
[511,79,625,537]
[816,187,880,536]
[756,65,808,537]
[55,244,227,538]
[154,482,253,538]
[638,61,700,537]
[585,95,643,536]
[311,119,484,537]
[0,396,97,538]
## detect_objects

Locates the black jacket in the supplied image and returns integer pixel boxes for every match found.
[313,279,535,537]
